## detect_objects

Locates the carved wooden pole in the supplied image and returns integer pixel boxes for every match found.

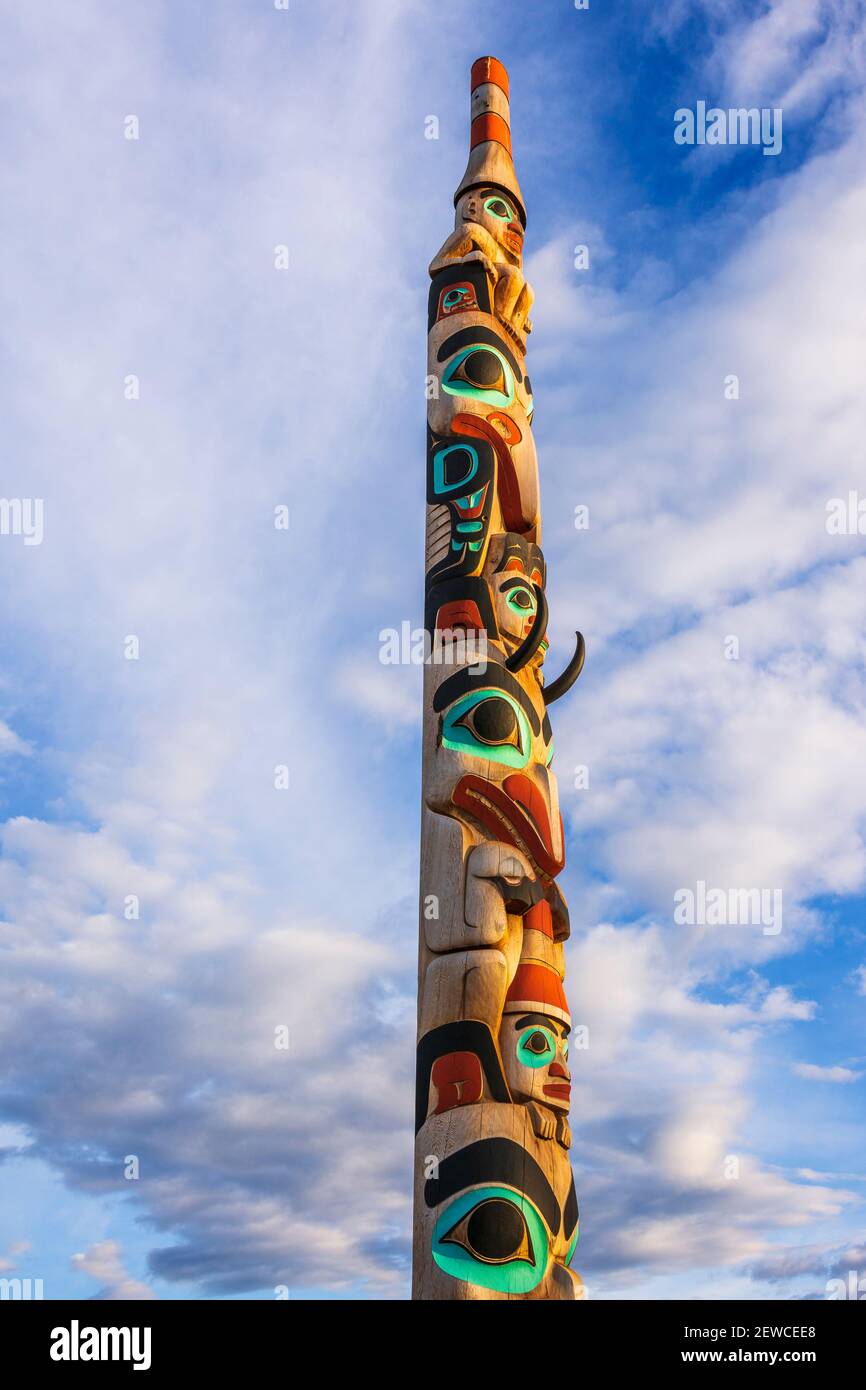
[414,57,585,1301]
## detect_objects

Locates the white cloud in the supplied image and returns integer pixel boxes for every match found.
[0,0,424,1297]
[527,3,866,1294]
[651,0,866,121]
[72,1241,157,1301]
[334,654,421,730]
[545,113,866,947]
[560,923,859,1292]
[0,721,29,757]
[793,1063,862,1084]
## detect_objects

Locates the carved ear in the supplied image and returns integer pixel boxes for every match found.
[543,632,585,705]
[416,1020,512,1132]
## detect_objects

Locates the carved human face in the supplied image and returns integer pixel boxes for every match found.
[456,186,524,259]
[494,572,537,641]
[499,1011,571,1112]
[485,535,547,658]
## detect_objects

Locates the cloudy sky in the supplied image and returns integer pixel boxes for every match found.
[0,0,864,1300]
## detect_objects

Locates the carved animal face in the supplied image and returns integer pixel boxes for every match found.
[430,320,533,421]
[420,1129,580,1298]
[425,659,564,882]
[424,524,563,882]
[427,320,538,533]
[435,280,482,320]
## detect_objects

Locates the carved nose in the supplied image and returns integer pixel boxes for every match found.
[549,1062,569,1080]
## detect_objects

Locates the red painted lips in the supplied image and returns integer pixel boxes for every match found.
[542,1083,571,1101]
[453,772,565,880]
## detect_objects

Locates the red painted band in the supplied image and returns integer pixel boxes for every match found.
[524,900,554,940]
[505,962,569,1017]
[470,113,512,155]
[471,56,510,96]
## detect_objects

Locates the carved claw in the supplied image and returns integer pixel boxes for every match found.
[465,249,496,276]
[526,1099,557,1142]
[556,1114,572,1150]
[505,584,548,673]
[542,631,585,705]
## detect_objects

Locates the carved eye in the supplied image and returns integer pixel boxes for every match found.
[432,1187,549,1293]
[505,584,536,617]
[484,196,514,222]
[442,345,515,407]
[441,690,530,768]
[458,698,519,748]
[441,1198,534,1265]
[517,1026,556,1069]
[563,1039,569,1061]
[452,351,506,391]
[443,287,470,311]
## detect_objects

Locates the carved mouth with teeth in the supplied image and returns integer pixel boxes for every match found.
[453,773,564,881]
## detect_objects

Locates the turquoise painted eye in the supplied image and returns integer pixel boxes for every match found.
[562,1039,569,1061]
[442,345,515,407]
[566,1223,579,1267]
[505,585,536,618]
[517,1026,556,1069]
[443,288,470,310]
[484,196,514,221]
[433,1186,549,1294]
[441,690,530,768]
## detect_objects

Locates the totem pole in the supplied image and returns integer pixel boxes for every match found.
[413,57,585,1300]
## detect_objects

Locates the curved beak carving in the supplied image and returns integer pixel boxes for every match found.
[543,631,585,705]
[505,583,548,673]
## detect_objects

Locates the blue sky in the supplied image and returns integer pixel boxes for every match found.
[0,0,864,1300]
